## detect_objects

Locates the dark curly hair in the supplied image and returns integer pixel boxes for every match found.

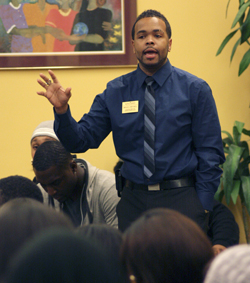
[32,141,73,172]
[131,9,172,40]
[0,175,43,205]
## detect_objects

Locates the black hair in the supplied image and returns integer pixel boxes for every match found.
[32,141,73,172]
[131,9,172,40]
[0,175,43,205]
[0,198,74,279]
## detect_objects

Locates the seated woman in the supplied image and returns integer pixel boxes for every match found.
[120,208,214,283]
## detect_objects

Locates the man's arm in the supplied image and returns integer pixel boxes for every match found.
[207,200,239,255]
[37,70,111,153]
[98,177,120,229]
[191,82,225,211]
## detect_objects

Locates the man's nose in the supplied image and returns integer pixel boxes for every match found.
[146,35,154,45]
[47,186,57,196]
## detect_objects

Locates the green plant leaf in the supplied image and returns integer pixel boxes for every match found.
[222,130,234,143]
[241,176,250,214]
[238,48,250,75]
[226,0,231,17]
[233,125,241,145]
[216,30,238,56]
[242,128,250,137]
[223,144,244,204]
[238,155,250,176]
[231,180,241,204]
[240,0,246,6]
[235,120,245,133]
[214,181,224,202]
[231,1,250,28]
[239,141,250,160]
[240,9,250,43]
[230,38,241,62]
[233,121,245,144]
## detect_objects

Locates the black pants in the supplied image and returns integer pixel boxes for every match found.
[116,185,207,232]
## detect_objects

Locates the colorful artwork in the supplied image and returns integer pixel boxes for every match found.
[0,0,137,68]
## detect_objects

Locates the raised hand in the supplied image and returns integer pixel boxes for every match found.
[37,70,72,114]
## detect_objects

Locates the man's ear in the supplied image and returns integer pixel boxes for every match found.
[132,40,135,54]
[70,160,77,173]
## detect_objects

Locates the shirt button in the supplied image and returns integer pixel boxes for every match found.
[146,179,150,182]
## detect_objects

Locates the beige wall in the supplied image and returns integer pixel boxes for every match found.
[0,0,249,242]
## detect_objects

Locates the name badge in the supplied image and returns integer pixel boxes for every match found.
[122,101,139,114]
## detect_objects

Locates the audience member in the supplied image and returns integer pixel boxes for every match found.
[32,140,119,227]
[208,199,239,255]
[77,224,124,281]
[120,208,214,283]
[0,175,43,206]
[5,228,117,283]
[204,244,250,283]
[0,198,74,279]
[30,120,59,160]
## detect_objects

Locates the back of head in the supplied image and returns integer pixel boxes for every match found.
[204,244,250,283]
[5,228,117,283]
[0,198,74,278]
[32,140,72,172]
[77,224,123,263]
[131,9,172,40]
[0,175,43,206]
[120,208,214,283]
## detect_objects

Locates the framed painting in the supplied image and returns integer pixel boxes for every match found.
[0,0,137,69]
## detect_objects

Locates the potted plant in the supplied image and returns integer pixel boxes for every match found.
[216,0,250,76]
[215,120,250,243]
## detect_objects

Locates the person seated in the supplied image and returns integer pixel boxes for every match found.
[208,200,239,255]
[30,120,59,160]
[30,120,76,210]
[204,244,250,283]
[0,175,43,206]
[0,198,74,280]
[77,224,124,282]
[120,208,214,283]
[32,140,119,228]
[5,228,117,283]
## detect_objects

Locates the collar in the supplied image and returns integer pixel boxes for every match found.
[136,59,172,88]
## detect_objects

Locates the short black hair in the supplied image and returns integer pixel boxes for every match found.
[131,9,172,40]
[32,141,73,172]
[0,175,43,205]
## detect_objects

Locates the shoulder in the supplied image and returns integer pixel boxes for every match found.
[83,159,115,186]
[172,66,209,88]
[107,69,137,89]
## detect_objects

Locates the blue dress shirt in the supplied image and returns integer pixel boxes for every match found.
[54,60,225,211]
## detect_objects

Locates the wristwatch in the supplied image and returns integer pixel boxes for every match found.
[204,210,209,213]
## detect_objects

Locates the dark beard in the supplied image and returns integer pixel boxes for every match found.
[138,55,168,73]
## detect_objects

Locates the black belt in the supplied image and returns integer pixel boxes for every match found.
[125,176,194,191]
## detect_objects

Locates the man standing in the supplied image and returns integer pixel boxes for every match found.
[33,141,119,228]
[36,10,225,231]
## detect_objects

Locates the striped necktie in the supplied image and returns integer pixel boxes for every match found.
[144,76,155,178]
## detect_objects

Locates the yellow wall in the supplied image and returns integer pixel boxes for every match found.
[1,0,250,179]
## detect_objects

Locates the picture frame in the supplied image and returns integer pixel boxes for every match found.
[0,0,137,69]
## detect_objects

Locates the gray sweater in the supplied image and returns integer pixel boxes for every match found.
[38,159,119,228]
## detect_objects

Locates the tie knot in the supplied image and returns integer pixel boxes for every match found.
[145,76,154,86]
